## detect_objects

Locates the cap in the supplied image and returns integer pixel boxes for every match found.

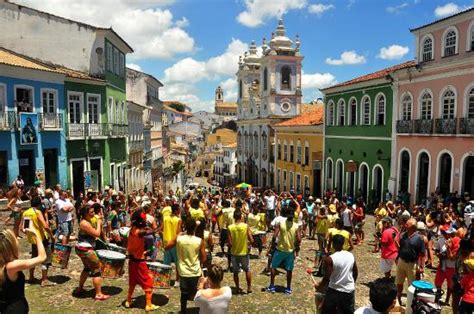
[416,221,426,231]
[308,196,314,201]
[316,198,322,203]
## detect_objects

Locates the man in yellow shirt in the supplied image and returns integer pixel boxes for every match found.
[326,218,353,254]
[267,207,301,295]
[220,199,235,270]
[162,203,182,285]
[189,198,205,221]
[228,210,253,294]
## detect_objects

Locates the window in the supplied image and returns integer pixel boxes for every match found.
[283,170,287,191]
[69,93,81,123]
[422,37,433,62]
[338,100,345,126]
[42,91,56,114]
[289,142,294,163]
[106,42,113,72]
[108,97,114,123]
[420,92,432,120]
[304,143,309,166]
[88,95,100,124]
[262,132,267,159]
[239,80,242,99]
[376,94,385,125]
[263,67,268,91]
[304,176,310,195]
[401,94,412,120]
[468,88,474,118]
[0,85,5,111]
[16,87,33,112]
[327,101,334,126]
[281,66,291,90]
[119,53,125,77]
[349,98,357,126]
[277,169,281,191]
[442,89,456,119]
[289,171,294,190]
[278,142,282,160]
[471,26,474,51]
[115,100,120,124]
[444,29,457,57]
[283,141,288,161]
[121,101,126,124]
[361,96,371,125]
[113,47,119,75]
[296,173,301,194]
[296,140,302,164]
[253,133,258,157]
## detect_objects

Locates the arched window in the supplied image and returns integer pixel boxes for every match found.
[304,141,309,166]
[349,98,357,126]
[442,89,456,119]
[237,132,242,155]
[296,140,302,164]
[281,66,291,90]
[401,94,412,121]
[261,132,267,160]
[420,92,432,120]
[444,29,457,57]
[289,141,294,162]
[361,96,371,125]
[470,25,474,51]
[283,140,288,161]
[277,140,282,160]
[422,36,433,62]
[327,101,335,126]
[263,68,268,91]
[468,87,474,118]
[326,158,333,190]
[338,99,345,126]
[253,132,258,157]
[376,94,385,125]
[239,80,243,98]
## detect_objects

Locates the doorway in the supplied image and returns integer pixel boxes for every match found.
[347,171,356,198]
[373,166,383,205]
[359,164,368,202]
[438,153,452,198]
[463,156,474,197]
[90,158,102,192]
[43,149,58,187]
[417,152,430,203]
[0,151,7,187]
[399,151,410,194]
[72,160,85,197]
[18,150,35,186]
[336,160,343,197]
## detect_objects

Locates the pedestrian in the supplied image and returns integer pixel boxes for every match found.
[318,234,358,314]
[395,218,426,306]
[353,201,365,244]
[327,218,353,254]
[55,190,74,245]
[355,278,397,314]
[194,264,232,314]
[0,228,46,313]
[247,204,265,257]
[341,202,353,234]
[162,203,182,285]
[220,199,235,270]
[176,218,206,313]
[434,225,460,304]
[459,258,474,314]
[305,196,316,239]
[379,217,399,278]
[264,190,277,229]
[228,210,253,294]
[7,187,23,238]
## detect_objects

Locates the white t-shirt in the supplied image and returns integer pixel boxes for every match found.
[264,195,276,211]
[194,286,232,314]
[342,208,352,227]
[354,307,382,314]
[55,199,72,223]
[271,215,286,228]
[329,250,355,293]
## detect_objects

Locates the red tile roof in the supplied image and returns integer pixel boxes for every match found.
[322,61,415,90]
[410,7,474,32]
[275,105,324,127]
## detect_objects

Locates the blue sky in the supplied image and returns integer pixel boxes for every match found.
[17,0,474,111]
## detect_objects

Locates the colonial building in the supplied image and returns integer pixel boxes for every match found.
[393,8,474,204]
[126,100,147,192]
[321,61,413,208]
[274,105,324,196]
[207,128,237,151]
[222,143,238,187]
[237,19,303,188]
[214,86,237,118]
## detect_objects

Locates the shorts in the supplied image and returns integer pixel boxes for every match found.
[271,249,295,271]
[317,233,326,243]
[219,229,228,246]
[75,246,101,277]
[180,276,200,299]
[10,211,22,221]
[231,255,250,274]
[434,266,455,289]
[164,246,178,265]
[380,258,396,274]
[129,259,153,290]
[58,221,73,237]
[396,259,416,286]
[266,210,275,224]
[31,240,52,269]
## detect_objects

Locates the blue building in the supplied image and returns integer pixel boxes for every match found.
[0,48,67,188]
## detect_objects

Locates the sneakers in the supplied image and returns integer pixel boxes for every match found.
[284,288,293,295]
[266,285,276,293]
[145,304,159,311]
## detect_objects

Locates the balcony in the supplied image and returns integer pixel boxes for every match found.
[129,140,145,152]
[66,123,122,139]
[110,124,128,137]
[39,113,63,130]
[0,111,16,130]
[396,120,413,133]
[414,119,433,134]
[435,118,457,134]
[459,118,474,134]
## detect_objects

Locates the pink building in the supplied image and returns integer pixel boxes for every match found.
[393,8,474,205]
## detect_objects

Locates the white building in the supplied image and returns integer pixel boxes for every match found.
[223,143,237,187]
[236,19,303,187]
[126,101,148,192]
[214,154,225,186]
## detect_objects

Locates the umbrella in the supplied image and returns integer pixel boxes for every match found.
[236,182,252,189]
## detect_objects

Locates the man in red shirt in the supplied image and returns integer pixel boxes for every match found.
[379,217,399,278]
[434,225,460,304]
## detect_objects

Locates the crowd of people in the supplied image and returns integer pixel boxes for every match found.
[0,177,473,313]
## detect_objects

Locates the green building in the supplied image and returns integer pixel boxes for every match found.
[321,62,413,209]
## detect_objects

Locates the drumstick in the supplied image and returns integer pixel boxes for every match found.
[298,255,317,285]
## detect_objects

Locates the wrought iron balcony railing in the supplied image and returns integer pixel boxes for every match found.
[39,113,63,130]
[459,118,474,135]
[396,120,413,133]
[414,119,433,134]
[0,111,16,130]
[435,118,457,134]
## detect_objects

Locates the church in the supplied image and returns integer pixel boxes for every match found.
[236,19,303,188]
[214,86,238,118]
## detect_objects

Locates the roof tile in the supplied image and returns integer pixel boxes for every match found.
[276,105,324,127]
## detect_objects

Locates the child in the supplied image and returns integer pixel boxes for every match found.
[125,210,159,311]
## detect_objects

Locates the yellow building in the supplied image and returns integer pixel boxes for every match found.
[206,128,237,148]
[274,105,324,197]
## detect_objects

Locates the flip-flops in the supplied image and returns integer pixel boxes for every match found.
[145,304,159,311]
[95,294,111,301]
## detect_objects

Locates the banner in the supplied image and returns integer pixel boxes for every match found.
[19,113,38,145]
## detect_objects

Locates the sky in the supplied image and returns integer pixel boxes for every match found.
[15,0,474,112]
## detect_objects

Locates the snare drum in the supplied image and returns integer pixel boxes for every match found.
[97,250,126,279]
[51,243,72,269]
[106,242,126,254]
[147,262,172,288]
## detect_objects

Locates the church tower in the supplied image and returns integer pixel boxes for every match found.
[236,40,261,120]
[259,18,303,118]
[215,86,224,104]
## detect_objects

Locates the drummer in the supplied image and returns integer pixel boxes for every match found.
[247,203,265,257]
[73,206,110,301]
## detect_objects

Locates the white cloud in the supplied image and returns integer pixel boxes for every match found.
[237,0,307,27]
[302,72,337,90]
[434,3,471,17]
[386,2,409,14]
[126,63,142,71]
[377,45,410,60]
[160,82,213,112]
[16,0,195,59]
[325,51,366,65]
[164,58,207,83]
[308,3,335,16]
[219,78,238,101]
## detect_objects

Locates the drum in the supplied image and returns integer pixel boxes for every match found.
[51,243,72,269]
[147,262,172,289]
[119,227,130,239]
[97,250,126,279]
[106,242,126,254]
